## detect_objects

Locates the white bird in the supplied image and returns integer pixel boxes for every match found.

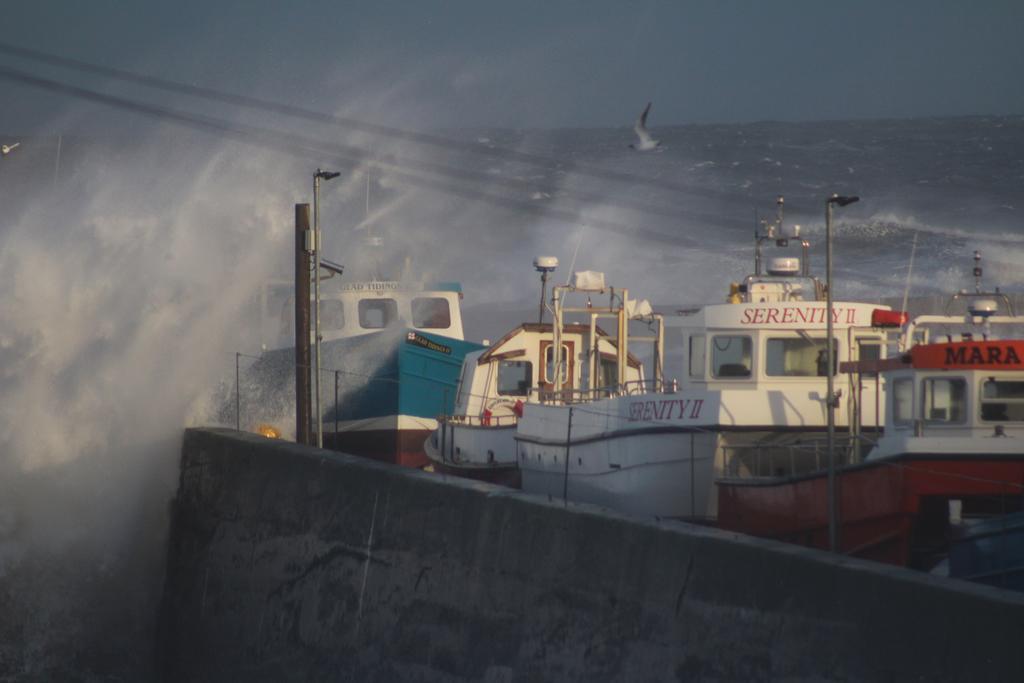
[629,102,661,151]
[1,142,19,156]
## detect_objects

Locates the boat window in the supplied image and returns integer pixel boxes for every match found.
[922,377,967,424]
[455,360,471,405]
[321,299,345,331]
[497,361,532,396]
[857,339,882,379]
[264,283,294,338]
[893,377,914,424]
[598,358,619,389]
[980,379,1024,422]
[689,336,706,378]
[544,344,570,384]
[765,337,837,377]
[358,298,398,329]
[711,335,752,379]
[412,297,451,329]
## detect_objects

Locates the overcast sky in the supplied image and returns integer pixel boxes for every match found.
[2,0,1023,132]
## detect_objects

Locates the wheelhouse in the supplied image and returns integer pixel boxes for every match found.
[260,280,465,349]
[452,322,643,422]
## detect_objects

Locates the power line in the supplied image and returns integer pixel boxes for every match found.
[0,40,731,201]
[0,63,725,246]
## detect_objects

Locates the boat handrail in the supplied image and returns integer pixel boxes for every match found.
[944,291,1016,317]
[529,378,670,405]
[720,435,877,480]
[442,413,519,427]
[621,378,670,395]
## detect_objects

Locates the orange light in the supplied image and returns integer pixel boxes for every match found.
[255,423,282,439]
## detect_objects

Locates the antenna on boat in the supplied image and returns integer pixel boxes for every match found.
[900,231,918,318]
[566,224,587,285]
[973,250,983,293]
[754,195,786,276]
[775,194,784,235]
[534,256,558,324]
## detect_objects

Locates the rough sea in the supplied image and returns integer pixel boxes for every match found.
[0,115,1022,679]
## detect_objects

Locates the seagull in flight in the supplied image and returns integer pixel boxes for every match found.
[1,142,19,156]
[629,102,661,151]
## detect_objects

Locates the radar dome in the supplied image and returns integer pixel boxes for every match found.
[767,257,800,276]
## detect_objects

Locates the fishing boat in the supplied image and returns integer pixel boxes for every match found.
[515,197,894,519]
[241,278,484,467]
[717,252,1024,572]
[424,318,644,486]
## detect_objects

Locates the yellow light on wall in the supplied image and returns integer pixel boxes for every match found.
[255,424,281,439]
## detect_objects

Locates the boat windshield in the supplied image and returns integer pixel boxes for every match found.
[412,297,451,329]
[980,379,1024,422]
[893,377,914,424]
[712,335,752,379]
[764,336,837,377]
[359,298,398,329]
[922,377,967,424]
[498,361,532,396]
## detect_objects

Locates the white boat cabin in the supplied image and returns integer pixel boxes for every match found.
[452,323,643,423]
[675,293,893,430]
[854,292,1024,459]
[260,280,466,350]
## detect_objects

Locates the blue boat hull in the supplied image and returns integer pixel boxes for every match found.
[240,328,483,466]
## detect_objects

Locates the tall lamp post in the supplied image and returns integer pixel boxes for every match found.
[313,168,340,448]
[534,256,558,324]
[825,193,859,553]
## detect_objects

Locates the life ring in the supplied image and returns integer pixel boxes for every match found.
[483,397,519,425]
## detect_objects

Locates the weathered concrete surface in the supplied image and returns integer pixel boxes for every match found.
[159,428,1024,681]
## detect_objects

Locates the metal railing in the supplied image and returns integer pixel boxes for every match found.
[442,413,519,427]
[721,435,877,479]
[528,377,672,405]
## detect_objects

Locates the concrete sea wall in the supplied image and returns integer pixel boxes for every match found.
[159,428,1024,681]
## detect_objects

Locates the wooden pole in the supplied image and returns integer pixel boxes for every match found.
[295,203,312,445]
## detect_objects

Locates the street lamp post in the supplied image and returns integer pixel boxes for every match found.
[825,193,859,553]
[312,168,340,448]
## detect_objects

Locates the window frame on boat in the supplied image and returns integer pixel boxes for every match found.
[921,375,968,425]
[689,335,706,379]
[455,359,472,408]
[320,299,345,331]
[497,360,533,397]
[358,297,399,329]
[411,296,452,330]
[540,340,573,386]
[979,376,1024,422]
[891,375,915,426]
[710,334,753,379]
[763,334,838,378]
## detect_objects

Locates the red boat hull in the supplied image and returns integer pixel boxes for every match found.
[717,456,1024,567]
